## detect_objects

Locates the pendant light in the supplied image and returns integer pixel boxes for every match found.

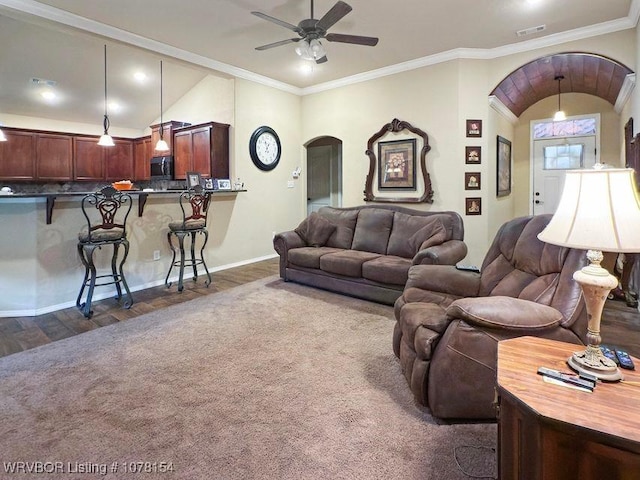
[553,75,566,122]
[155,60,169,152]
[97,44,115,146]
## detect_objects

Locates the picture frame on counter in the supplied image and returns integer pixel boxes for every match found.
[186,171,202,189]
[213,178,232,190]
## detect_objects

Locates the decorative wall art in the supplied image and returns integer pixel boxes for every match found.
[466,119,482,137]
[465,146,481,164]
[465,197,482,215]
[364,118,433,203]
[378,139,416,190]
[497,135,512,197]
[465,172,481,190]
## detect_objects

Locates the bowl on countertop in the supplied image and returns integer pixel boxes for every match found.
[112,181,134,191]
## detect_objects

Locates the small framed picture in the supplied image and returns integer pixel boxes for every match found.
[213,178,232,190]
[466,119,482,137]
[465,146,481,164]
[186,171,202,189]
[465,197,482,215]
[465,172,481,190]
[204,178,214,190]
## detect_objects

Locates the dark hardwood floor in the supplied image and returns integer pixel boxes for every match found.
[1,257,639,360]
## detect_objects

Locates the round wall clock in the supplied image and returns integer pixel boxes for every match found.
[249,126,281,171]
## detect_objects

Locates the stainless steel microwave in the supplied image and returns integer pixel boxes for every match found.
[150,155,173,180]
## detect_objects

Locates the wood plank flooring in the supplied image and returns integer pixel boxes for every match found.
[0,257,638,360]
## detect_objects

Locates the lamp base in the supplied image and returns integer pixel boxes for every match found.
[567,345,623,382]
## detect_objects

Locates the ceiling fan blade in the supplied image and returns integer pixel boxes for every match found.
[255,38,301,51]
[325,33,379,46]
[315,55,328,64]
[252,11,303,34]
[316,1,352,31]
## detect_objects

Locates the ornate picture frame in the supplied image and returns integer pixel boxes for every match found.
[378,139,416,190]
[364,118,433,203]
[497,135,512,197]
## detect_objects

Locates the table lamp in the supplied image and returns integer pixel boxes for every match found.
[538,165,640,381]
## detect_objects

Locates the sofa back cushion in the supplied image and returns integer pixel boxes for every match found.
[387,213,452,258]
[351,208,394,254]
[294,212,337,247]
[317,207,359,249]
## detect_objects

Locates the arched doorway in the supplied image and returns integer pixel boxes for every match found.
[305,136,342,214]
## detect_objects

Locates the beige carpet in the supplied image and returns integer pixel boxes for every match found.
[0,277,496,479]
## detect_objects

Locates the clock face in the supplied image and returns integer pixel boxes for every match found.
[250,126,281,171]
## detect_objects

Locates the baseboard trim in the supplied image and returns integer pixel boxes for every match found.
[1,253,278,317]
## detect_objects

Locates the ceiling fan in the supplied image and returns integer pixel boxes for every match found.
[252,0,379,64]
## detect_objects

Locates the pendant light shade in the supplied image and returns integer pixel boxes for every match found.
[553,75,566,122]
[98,44,115,147]
[155,60,169,152]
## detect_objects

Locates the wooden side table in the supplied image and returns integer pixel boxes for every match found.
[496,336,640,480]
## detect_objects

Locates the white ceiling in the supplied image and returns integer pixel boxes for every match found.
[0,0,636,131]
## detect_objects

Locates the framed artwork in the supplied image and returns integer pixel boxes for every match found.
[186,171,202,189]
[497,135,512,197]
[466,119,482,137]
[204,178,214,190]
[465,197,482,215]
[213,178,232,190]
[377,138,417,190]
[465,172,481,190]
[465,146,481,164]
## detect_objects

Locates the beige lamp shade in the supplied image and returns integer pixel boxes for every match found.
[537,167,640,253]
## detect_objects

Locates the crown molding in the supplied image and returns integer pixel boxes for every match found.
[0,0,636,97]
[615,74,637,113]
[488,96,518,125]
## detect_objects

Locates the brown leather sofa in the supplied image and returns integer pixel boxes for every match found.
[393,215,589,419]
[273,205,467,305]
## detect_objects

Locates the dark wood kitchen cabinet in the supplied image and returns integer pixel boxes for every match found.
[36,134,73,181]
[0,129,36,180]
[173,122,229,180]
[150,121,190,157]
[74,136,133,181]
[133,136,152,181]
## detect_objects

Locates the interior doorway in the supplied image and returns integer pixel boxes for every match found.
[306,137,342,214]
[530,115,599,215]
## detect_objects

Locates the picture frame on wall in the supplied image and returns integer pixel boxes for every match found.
[465,197,482,215]
[497,135,512,197]
[466,119,482,137]
[465,172,481,190]
[377,139,417,190]
[465,146,481,164]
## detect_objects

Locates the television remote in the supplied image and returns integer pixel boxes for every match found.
[537,367,595,391]
[600,345,619,365]
[614,348,635,370]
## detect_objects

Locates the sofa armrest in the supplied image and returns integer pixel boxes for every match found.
[446,296,563,330]
[273,231,306,278]
[413,239,468,266]
[405,264,481,298]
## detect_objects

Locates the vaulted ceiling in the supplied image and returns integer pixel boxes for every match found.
[490,52,634,117]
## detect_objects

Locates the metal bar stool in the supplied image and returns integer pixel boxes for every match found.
[76,185,133,318]
[165,185,212,292]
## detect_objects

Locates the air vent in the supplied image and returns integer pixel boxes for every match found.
[516,25,546,37]
[30,77,57,87]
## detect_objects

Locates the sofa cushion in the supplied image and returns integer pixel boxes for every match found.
[318,207,359,249]
[320,250,381,277]
[362,255,413,285]
[294,212,337,247]
[387,213,451,258]
[288,247,343,269]
[351,208,394,255]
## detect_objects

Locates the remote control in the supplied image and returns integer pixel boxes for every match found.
[614,348,635,370]
[455,265,480,273]
[537,367,595,391]
[600,345,619,365]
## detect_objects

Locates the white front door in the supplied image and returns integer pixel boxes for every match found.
[532,135,597,215]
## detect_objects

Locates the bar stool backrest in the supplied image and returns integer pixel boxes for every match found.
[80,186,133,243]
[178,185,211,229]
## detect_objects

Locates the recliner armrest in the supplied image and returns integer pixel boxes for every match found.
[405,264,481,298]
[446,296,563,330]
[413,239,468,266]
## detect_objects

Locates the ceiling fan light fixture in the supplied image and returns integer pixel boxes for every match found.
[309,39,325,59]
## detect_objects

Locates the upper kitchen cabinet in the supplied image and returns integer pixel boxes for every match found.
[105,139,134,181]
[173,122,229,180]
[36,134,73,181]
[74,136,134,181]
[133,136,152,181]
[0,129,36,180]
[150,121,190,157]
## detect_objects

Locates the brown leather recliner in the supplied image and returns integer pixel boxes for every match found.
[392,215,588,419]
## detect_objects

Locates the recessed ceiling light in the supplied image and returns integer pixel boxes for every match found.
[108,101,121,112]
[40,90,56,100]
[134,71,147,83]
